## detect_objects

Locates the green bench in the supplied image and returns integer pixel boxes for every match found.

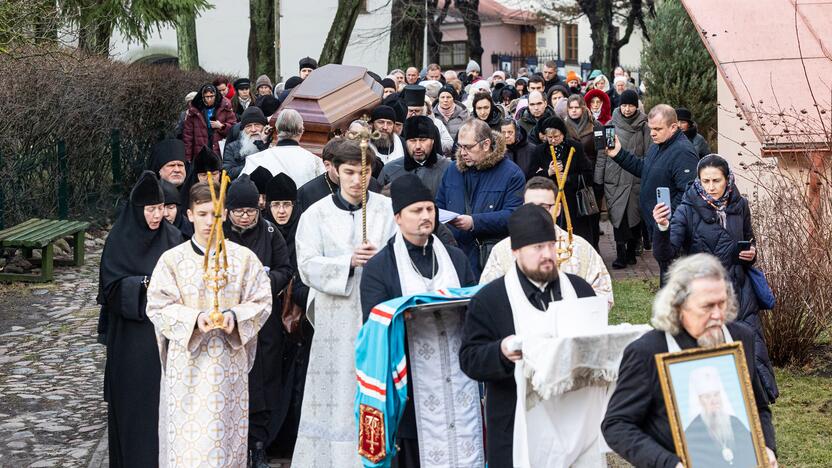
[0,218,90,283]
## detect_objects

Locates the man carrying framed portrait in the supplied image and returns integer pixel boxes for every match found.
[601,253,777,468]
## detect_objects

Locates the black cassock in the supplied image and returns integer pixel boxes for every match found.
[99,184,184,468]
[459,268,595,468]
[360,235,476,468]
[295,172,382,215]
[601,323,776,468]
[224,216,293,447]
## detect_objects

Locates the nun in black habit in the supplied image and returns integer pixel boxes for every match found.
[98,171,184,468]
[222,174,293,467]
[178,145,222,208]
[262,173,315,459]
[160,179,193,238]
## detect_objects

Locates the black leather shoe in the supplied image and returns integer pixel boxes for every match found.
[250,441,270,468]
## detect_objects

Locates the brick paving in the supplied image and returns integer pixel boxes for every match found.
[597,219,660,282]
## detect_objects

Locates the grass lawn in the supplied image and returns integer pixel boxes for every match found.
[611,278,832,467]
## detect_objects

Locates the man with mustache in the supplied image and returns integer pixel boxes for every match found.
[369,105,405,164]
[459,204,597,468]
[359,174,477,467]
[602,253,777,468]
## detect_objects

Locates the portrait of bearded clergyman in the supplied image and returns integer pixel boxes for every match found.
[682,365,758,468]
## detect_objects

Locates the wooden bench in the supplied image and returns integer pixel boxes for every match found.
[0,218,90,283]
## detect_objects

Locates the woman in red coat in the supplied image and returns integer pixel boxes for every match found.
[182,83,238,162]
[584,88,612,125]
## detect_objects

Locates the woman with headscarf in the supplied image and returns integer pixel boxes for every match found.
[584,88,612,125]
[432,85,469,140]
[471,92,504,131]
[532,116,596,245]
[595,89,649,268]
[564,94,603,249]
[98,171,184,468]
[182,83,237,162]
[652,154,779,403]
[221,174,293,467]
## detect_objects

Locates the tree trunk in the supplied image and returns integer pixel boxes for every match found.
[427,0,450,65]
[455,0,482,67]
[248,0,275,80]
[176,11,200,71]
[388,0,425,72]
[319,0,362,66]
[78,15,113,55]
[579,0,648,72]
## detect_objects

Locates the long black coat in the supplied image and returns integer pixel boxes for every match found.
[610,129,699,237]
[360,236,476,441]
[505,124,539,180]
[224,218,293,434]
[459,273,595,468]
[295,173,382,214]
[652,185,779,401]
[601,323,776,468]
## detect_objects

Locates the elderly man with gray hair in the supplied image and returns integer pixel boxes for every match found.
[601,253,778,468]
[241,108,325,188]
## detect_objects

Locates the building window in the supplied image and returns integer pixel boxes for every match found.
[564,24,578,63]
[440,42,468,69]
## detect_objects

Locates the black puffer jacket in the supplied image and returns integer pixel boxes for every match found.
[653,184,779,402]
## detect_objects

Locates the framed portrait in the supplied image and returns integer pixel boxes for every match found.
[655,342,769,468]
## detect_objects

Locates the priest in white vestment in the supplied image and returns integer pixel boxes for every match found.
[369,105,406,164]
[292,140,398,467]
[147,181,272,467]
[242,109,324,188]
[480,176,614,308]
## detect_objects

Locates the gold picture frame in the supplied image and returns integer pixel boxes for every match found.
[655,342,769,468]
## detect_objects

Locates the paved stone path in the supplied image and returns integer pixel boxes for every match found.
[0,237,106,468]
[0,223,652,467]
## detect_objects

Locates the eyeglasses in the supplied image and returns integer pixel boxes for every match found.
[230,208,258,217]
[457,139,486,153]
[269,201,294,210]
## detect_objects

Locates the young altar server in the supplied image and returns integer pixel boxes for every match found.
[292,140,398,466]
[146,180,272,467]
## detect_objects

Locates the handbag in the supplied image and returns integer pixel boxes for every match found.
[575,174,600,217]
[747,266,775,310]
[281,278,305,335]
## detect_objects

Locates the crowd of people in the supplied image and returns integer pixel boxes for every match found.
[97,56,779,468]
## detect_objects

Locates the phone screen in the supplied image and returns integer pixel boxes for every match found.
[604,126,616,149]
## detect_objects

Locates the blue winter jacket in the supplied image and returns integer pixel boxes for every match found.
[435,141,525,278]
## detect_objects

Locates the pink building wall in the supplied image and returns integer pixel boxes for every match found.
[441,23,523,75]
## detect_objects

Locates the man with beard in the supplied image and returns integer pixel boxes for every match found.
[401,85,454,155]
[232,78,253,117]
[602,253,777,468]
[369,105,406,164]
[459,204,597,468]
[379,115,451,196]
[99,171,184,468]
[295,137,382,214]
[291,140,398,467]
[150,139,187,188]
[684,366,757,468]
[299,57,317,79]
[517,90,553,136]
[359,174,477,468]
[223,106,270,179]
[242,109,325,188]
[182,83,237,162]
[676,107,711,159]
[222,175,293,468]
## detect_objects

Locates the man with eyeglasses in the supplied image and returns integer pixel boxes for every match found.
[517,90,553,136]
[480,176,613,307]
[222,174,293,468]
[435,118,525,280]
[182,83,238,162]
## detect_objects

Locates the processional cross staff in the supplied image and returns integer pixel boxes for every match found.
[345,120,381,243]
[548,136,575,265]
[203,170,231,329]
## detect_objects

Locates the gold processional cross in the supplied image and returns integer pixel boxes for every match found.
[548,135,575,265]
[203,170,231,329]
[345,120,380,243]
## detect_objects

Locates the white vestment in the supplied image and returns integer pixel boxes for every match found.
[146,241,272,467]
[370,134,405,165]
[292,192,398,467]
[241,143,325,188]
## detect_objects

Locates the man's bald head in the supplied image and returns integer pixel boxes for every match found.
[648,104,678,126]
[527,91,547,118]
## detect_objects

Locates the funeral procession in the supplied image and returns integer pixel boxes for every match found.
[5,0,832,467]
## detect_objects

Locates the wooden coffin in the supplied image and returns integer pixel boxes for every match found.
[279,64,383,155]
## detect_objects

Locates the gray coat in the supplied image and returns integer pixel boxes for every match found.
[379,152,452,197]
[432,103,469,140]
[595,108,650,229]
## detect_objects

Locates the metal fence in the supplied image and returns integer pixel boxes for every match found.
[489,51,642,84]
[0,129,154,229]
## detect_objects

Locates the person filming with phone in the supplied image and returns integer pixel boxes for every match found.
[604,104,699,281]
[651,154,779,403]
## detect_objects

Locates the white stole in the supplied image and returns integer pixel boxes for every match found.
[393,232,460,294]
[506,266,606,468]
